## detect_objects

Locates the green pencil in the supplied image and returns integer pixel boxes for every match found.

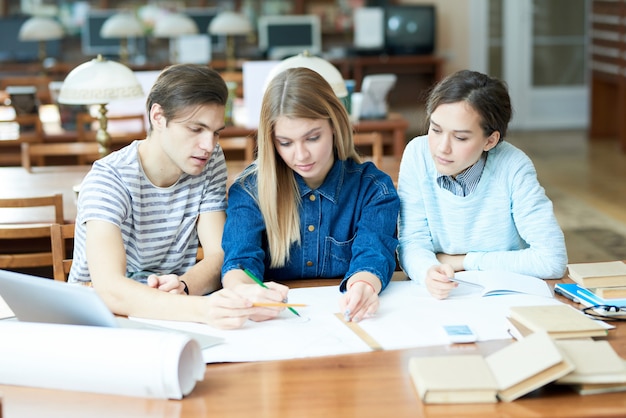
[242,268,300,317]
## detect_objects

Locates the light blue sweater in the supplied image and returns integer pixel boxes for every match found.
[397,135,568,283]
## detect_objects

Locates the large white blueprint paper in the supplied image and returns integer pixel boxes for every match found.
[0,321,205,399]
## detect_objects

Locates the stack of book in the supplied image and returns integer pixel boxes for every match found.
[566,261,626,300]
[408,331,574,403]
[409,302,625,404]
[555,339,626,395]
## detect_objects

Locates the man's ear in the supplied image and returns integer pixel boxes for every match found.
[150,103,165,130]
[484,131,500,151]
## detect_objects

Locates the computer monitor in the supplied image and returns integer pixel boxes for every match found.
[0,16,61,63]
[183,7,225,53]
[384,4,436,55]
[258,14,321,60]
[81,9,146,58]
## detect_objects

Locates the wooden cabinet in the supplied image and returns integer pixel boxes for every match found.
[589,0,626,151]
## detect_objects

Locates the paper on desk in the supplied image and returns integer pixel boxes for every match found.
[133,279,563,363]
[0,321,205,399]
[0,293,14,319]
[134,285,373,363]
[356,280,562,350]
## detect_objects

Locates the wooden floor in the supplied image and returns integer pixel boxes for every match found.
[506,130,626,263]
[507,130,626,224]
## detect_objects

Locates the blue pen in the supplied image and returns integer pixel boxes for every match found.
[242,267,301,317]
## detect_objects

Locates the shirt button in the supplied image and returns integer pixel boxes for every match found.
[309,195,316,201]
[308,225,315,232]
[306,261,313,267]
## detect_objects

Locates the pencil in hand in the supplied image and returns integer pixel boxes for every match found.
[242,267,301,317]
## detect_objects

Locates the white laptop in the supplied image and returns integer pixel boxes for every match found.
[0,269,223,349]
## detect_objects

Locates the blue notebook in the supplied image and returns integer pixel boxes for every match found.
[554,283,626,308]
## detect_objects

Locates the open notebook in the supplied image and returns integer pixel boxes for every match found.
[0,268,223,349]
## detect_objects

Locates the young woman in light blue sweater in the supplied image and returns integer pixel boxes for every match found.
[397,70,567,299]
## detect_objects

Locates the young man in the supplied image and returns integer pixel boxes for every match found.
[69,64,256,329]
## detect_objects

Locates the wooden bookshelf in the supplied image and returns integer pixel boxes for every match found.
[589,0,626,151]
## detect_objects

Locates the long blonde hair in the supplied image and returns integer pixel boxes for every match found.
[249,67,360,268]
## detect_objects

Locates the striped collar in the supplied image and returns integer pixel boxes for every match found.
[436,152,487,196]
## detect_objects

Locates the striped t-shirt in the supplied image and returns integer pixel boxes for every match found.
[68,140,228,285]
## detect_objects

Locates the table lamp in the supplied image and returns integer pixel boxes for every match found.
[18,16,64,66]
[153,12,198,63]
[208,11,252,72]
[100,12,144,64]
[265,51,348,98]
[57,55,144,157]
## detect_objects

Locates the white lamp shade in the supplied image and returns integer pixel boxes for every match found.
[265,52,348,98]
[153,13,198,37]
[208,11,252,35]
[100,12,144,38]
[18,16,64,41]
[58,56,144,105]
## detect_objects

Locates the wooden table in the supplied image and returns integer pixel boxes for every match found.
[1,276,625,417]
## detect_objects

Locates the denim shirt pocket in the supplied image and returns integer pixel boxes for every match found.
[320,235,355,277]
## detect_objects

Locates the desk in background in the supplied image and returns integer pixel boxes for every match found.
[0,161,252,224]
[216,114,409,160]
[347,54,444,92]
[0,277,625,417]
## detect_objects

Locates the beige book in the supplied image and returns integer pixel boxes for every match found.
[505,316,533,340]
[408,355,498,404]
[592,286,626,299]
[571,381,626,395]
[567,261,626,288]
[555,340,626,384]
[485,331,574,402]
[509,304,609,339]
[409,332,574,404]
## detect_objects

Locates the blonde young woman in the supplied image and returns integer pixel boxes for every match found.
[221,67,400,323]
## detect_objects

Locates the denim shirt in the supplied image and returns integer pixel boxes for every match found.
[221,159,400,292]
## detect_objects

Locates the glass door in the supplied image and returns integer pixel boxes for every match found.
[471,0,589,130]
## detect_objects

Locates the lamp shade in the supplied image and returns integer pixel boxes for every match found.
[153,13,198,37]
[208,11,252,35]
[58,55,144,105]
[100,12,144,38]
[265,52,348,98]
[18,16,64,41]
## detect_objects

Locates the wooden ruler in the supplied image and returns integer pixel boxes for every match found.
[335,313,383,351]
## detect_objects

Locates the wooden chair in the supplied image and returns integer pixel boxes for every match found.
[50,223,75,282]
[0,111,45,166]
[0,193,64,273]
[354,132,384,167]
[21,141,100,172]
[0,194,64,225]
[219,136,255,164]
[49,223,204,282]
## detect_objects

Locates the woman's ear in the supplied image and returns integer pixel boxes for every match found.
[483,131,500,151]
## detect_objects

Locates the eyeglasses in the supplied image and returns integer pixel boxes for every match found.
[581,305,626,322]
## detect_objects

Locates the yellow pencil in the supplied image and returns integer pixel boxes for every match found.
[252,302,308,308]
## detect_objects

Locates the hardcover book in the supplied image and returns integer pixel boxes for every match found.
[555,339,626,395]
[567,261,626,288]
[509,304,609,339]
[592,286,626,299]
